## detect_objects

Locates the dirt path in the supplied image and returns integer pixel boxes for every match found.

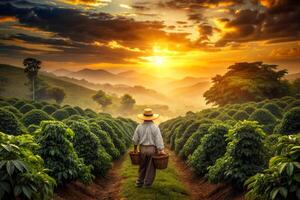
[168,149,244,200]
[54,156,125,200]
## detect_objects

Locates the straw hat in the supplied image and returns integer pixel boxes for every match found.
[137,108,160,120]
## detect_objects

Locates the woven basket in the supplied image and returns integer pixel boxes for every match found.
[153,153,169,169]
[129,151,140,165]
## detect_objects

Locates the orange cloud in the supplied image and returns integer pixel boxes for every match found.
[0,16,18,23]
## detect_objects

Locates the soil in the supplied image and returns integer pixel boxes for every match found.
[168,149,245,200]
[54,149,245,200]
[53,156,125,200]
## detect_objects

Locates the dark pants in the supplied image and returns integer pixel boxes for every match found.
[136,145,157,186]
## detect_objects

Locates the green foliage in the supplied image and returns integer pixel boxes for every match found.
[284,100,300,112]
[227,109,238,116]
[120,94,136,110]
[42,105,57,115]
[0,101,10,107]
[14,100,26,109]
[207,121,266,189]
[84,108,98,118]
[94,119,126,155]
[27,124,39,134]
[180,124,211,160]
[51,109,70,121]
[174,120,196,154]
[244,106,256,115]
[63,107,80,116]
[66,114,85,121]
[67,121,112,176]
[245,134,300,200]
[262,103,283,118]
[204,62,289,106]
[89,122,120,159]
[188,124,229,176]
[36,121,93,185]
[249,109,277,133]
[3,105,23,119]
[92,90,112,110]
[22,109,52,127]
[275,107,300,135]
[216,113,233,121]
[0,132,55,200]
[208,111,221,119]
[19,104,35,114]
[0,108,23,135]
[32,102,43,109]
[233,110,249,121]
[73,106,85,116]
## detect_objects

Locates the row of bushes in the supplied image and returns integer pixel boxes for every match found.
[160,96,300,200]
[0,97,137,200]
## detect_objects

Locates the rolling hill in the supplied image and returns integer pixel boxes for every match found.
[0,64,99,110]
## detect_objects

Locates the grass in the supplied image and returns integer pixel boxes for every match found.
[121,154,189,200]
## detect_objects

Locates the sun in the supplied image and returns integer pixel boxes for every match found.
[153,56,164,66]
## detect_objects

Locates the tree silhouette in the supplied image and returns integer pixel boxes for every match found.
[120,94,136,111]
[23,58,41,101]
[92,90,112,111]
[204,62,290,106]
[48,87,66,104]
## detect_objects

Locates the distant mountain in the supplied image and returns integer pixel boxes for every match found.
[171,81,211,97]
[168,76,210,88]
[285,72,300,81]
[52,68,73,77]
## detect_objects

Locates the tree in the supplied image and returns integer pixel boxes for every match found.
[292,78,300,94]
[120,94,136,111]
[204,62,290,106]
[23,58,42,101]
[48,87,66,104]
[92,90,112,110]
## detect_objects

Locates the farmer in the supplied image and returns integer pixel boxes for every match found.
[132,108,165,187]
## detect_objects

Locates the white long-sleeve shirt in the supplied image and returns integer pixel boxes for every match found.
[132,122,164,150]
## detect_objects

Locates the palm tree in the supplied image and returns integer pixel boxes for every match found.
[23,58,41,101]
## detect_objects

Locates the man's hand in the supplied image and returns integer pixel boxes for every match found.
[158,149,166,155]
[133,145,138,153]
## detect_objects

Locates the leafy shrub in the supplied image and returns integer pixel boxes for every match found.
[281,96,296,104]
[227,109,238,116]
[42,105,57,115]
[0,101,10,107]
[84,108,98,118]
[245,134,300,200]
[174,120,196,154]
[284,100,300,111]
[275,107,300,135]
[207,121,266,189]
[73,106,85,116]
[63,107,80,116]
[32,102,44,109]
[275,101,287,109]
[216,113,233,121]
[67,121,112,176]
[14,100,26,109]
[262,103,283,118]
[208,111,221,119]
[0,132,56,200]
[36,121,93,185]
[51,109,70,121]
[244,106,256,115]
[89,122,120,159]
[249,109,277,133]
[22,109,52,127]
[3,105,23,119]
[188,124,229,176]
[180,124,211,160]
[0,108,23,135]
[19,104,35,114]
[233,111,249,121]
[97,119,127,154]
[28,124,39,134]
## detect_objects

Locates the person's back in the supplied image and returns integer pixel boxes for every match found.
[132,108,165,187]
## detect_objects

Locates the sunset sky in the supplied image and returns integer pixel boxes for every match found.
[0,0,299,78]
